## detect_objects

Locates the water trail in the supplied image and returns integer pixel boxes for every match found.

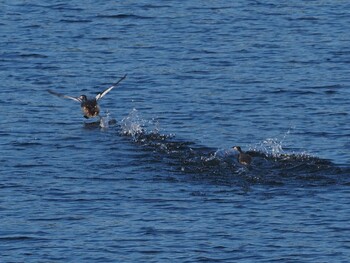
[115,109,347,187]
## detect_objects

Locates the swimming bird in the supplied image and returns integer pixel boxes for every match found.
[232,146,252,165]
[48,74,127,119]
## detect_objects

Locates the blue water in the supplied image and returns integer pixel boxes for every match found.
[1,1,350,262]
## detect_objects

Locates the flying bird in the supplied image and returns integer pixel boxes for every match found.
[48,74,127,118]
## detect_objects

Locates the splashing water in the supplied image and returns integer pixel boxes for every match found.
[205,148,237,162]
[99,112,115,129]
[119,109,163,140]
[119,109,145,137]
[251,128,297,157]
[246,127,320,167]
[260,138,285,156]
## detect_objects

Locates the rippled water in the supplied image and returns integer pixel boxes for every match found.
[1,1,350,262]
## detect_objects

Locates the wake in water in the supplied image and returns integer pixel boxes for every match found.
[114,109,347,187]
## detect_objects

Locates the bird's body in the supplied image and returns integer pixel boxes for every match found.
[48,74,127,119]
[232,146,252,166]
[80,96,100,119]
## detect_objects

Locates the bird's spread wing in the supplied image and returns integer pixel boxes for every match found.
[48,90,81,102]
[95,74,127,101]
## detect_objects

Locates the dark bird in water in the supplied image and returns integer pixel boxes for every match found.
[48,74,127,119]
[232,146,252,165]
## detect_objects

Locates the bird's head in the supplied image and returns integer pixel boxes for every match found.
[78,95,88,102]
[232,146,242,152]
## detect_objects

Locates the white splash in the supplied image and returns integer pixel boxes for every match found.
[250,127,302,158]
[120,108,144,137]
[251,129,291,157]
[120,108,161,138]
[99,112,111,129]
[201,148,239,164]
[214,148,237,159]
[261,138,284,156]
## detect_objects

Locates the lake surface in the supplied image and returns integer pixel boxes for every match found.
[1,1,350,262]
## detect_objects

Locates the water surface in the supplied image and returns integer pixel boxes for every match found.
[1,1,350,262]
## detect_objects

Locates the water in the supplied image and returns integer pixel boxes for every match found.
[1,1,350,262]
